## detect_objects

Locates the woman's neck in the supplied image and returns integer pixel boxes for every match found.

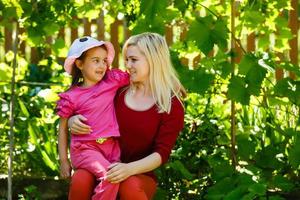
[131,82,152,97]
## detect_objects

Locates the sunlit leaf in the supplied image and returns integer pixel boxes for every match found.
[18,99,30,117]
[41,150,57,171]
[28,123,38,145]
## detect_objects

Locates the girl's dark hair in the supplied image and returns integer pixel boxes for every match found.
[70,51,87,86]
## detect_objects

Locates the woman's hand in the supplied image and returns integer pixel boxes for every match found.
[106,163,133,184]
[68,115,91,134]
[60,159,71,179]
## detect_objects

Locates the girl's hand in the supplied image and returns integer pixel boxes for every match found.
[106,163,133,183]
[60,159,72,179]
[68,115,92,134]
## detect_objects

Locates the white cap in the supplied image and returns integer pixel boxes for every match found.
[64,36,115,74]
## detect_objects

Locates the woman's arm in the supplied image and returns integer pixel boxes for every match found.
[58,117,71,178]
[107,97,184,183]
[106,152,162,184]
[68,115,91,134]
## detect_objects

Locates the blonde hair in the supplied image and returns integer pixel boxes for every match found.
[123,32,185,113]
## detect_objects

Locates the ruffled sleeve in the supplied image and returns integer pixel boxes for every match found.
[56,92,75,118]
[108,69,130,87]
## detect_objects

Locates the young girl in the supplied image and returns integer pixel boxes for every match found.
[56,36,129,200]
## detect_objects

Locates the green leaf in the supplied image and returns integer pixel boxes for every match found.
[237,134,256,160]
[274,78,300,105]
[258,35,270,49]
[277,27,293,40]
[18,99,30,117]
[244,10,265,28]
[164,6,181,22]
[239,54,255,75]
[206,177,236,199]
[255,146,282,169]
[288,136,300,168]
[187,16,214,55]
[248,183,266,196]
[2,7,19,20]
[27,26,44,46]
[0,63,12,81]
[277,62,300,77]
[238,54,267,96]
[272,175,294,192]
[268,196,285,200]
[224,185,247,200]
[174,0,187,14]
[28,123,38,145]
[176,66,215,95]
[169,160,194,180]
[218,61,231,79]
[227,76,250,105]
[242,193,258,200]
[211,19,228,50]
[211,162,234,181]
[52,38,67,57]
[41,150,56,171]
[246,61,267,96]
[43,22,60,36]
[140,0,168,20]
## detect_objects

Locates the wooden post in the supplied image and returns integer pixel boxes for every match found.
[180,24,187,41]
[247,32,255,52]
[288,0,298,79]
[19,28,26,55]
[45,36,52,57]
[58,28,65,39]
[97,11,105,40]
[8,21,18,200]
[5,26,12,52]
[276,53,284,80]
[230,0,237,168]
[71,16,78,43]
[30,47,38,64]
[124,20,131,41]
[165,25,173,46]
[180,57,189,67]
[193,54,201,69]
[110,20,122,68]
[84,18,91,36]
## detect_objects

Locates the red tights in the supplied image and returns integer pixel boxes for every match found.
[68,169,157,200]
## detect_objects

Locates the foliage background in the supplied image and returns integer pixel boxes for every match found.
[1,0,300,199]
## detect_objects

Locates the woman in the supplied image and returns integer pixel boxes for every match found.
[67,32,185,200]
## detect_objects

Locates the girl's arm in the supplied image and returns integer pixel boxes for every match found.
[58,117,71,178]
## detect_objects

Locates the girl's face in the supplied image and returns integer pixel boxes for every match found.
[76,46,108,87]
[125,45,150,84]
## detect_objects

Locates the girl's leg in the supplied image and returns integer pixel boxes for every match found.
[68,169,96,200]
[71,141,119,200]
[119,174,157,200]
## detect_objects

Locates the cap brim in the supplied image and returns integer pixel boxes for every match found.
[64,41,115,75]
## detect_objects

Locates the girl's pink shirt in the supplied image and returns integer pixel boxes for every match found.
[56,69,129,141]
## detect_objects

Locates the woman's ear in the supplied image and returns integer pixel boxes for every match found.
[75,59,83,70]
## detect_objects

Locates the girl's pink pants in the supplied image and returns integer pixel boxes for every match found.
[70,138,120,200]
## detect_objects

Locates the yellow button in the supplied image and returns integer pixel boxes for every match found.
[96,138,107,144]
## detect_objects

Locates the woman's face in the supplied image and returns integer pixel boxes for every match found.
[125,45,150,84]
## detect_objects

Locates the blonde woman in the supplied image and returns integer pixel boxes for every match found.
[68,32,185,200]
